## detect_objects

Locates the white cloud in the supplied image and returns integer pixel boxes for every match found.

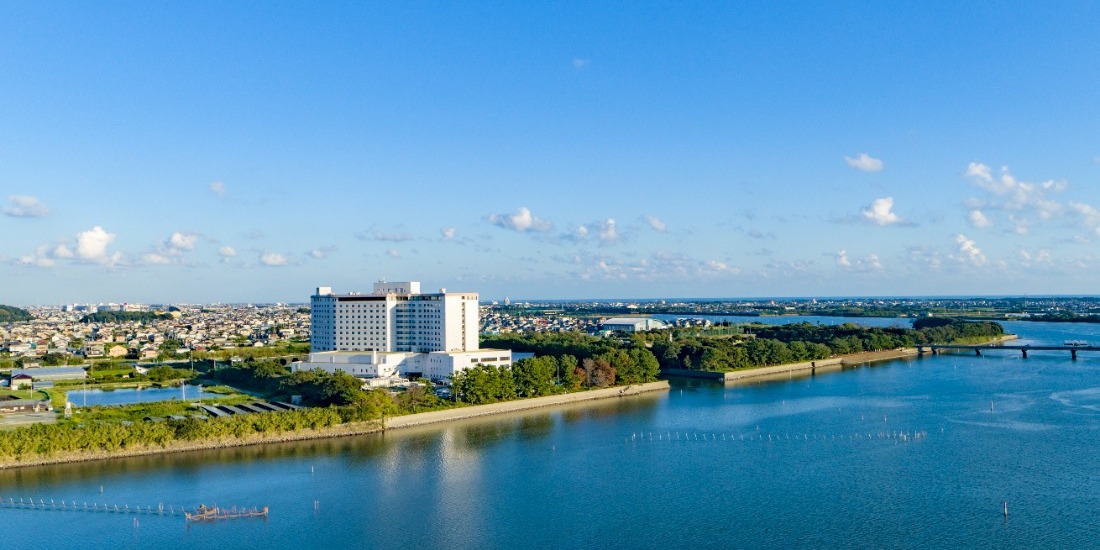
[598,219,618,244]
[573,58,590,69]
[142,252,173,265]
[260,251,288,266]
[76,226,121,265]
[441,227,456,240]
[908,246,943,271]
[16,226,122,268]
[643,215,667,232]
[209,181,226,198]
[1019,249,1051,267]
[865,253,883,271]
[17,245,55,267]
[965,162,992,182]
[387,249,401,258]
[964,163,1065,220]
[567,219,621,245]
[168,231,198,251]
[365,231,413,242]
[565,250,738,281]
[861,197,903,226]
[835,249,883,271]
[139,231,200,265]
[218,246,237,258]
[488,207,553,233]
[1007,215,1030,235]
[968,210,992,228]
[955,234,987,266]
[844,153,884,172]
[3,195,49,217]
[308,248,328,259]
[1070,202,1100,237]
[52,245,74,259]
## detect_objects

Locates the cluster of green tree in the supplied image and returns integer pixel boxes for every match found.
[787,306,918,318]
[648,319,1004,372]
[481,332,625,361]
[204,358,411,409]
[206,359,290,395]
[910,318,1005,342]
[0,397,400,460]
[0,305,33,323]
[452,349,659,405]
[80,311,170,324]
[194,341,310,361]
[1023,313,1100,323]
[26,353,85,367]
[144,365,198,384]
[74,363,195,385]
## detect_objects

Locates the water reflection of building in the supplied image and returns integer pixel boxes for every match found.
[297,281,511,382]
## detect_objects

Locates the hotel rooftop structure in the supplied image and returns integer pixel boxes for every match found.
[298,281,511,382]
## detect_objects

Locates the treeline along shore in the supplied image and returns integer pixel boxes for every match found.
[0,317,1004,468]
[0,382,670,469]
[667,334,1018,381]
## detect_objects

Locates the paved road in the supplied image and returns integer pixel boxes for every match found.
[0,411,57,430]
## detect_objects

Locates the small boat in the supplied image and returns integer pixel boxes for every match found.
[185,504,268,521]
[1065,340,1089,347]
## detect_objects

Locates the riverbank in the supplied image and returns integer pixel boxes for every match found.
[0,381,670,469]
[386,381,669,429]
[664,334,1019,382]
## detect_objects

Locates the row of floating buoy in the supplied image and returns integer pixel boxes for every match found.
[1,497,184,515]
[625,430,928,443]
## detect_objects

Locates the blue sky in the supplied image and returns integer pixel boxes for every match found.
[2,2,1100,304]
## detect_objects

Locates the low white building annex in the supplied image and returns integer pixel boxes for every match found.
[600,317,668,332]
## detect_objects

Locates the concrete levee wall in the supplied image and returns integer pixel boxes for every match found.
[385,381,671,430]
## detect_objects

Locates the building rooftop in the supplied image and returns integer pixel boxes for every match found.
[12,366,87,378]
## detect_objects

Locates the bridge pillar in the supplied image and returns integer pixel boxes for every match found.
[975,349,981,356]
[1072,349,1078,361]
[1021,349,1027,359]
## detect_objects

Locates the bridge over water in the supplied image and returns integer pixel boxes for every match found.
[917,344,1100,360]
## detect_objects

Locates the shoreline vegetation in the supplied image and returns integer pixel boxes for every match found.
[664,334,1019,381]
[1,334,665,468]
[0,317,1006,469]
[0,381,669,469]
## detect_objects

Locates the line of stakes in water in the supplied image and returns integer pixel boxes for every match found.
[624,430,929,444]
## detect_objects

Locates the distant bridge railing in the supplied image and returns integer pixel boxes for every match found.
[917,344,1100,360]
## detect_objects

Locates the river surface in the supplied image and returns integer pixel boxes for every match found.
[2,320,1099,549]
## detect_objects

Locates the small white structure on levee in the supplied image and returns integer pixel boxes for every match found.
[296,281,511,382]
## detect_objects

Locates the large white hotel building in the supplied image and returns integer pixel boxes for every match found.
[298,281,511,382]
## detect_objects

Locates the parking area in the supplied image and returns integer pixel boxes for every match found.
[0,412,57,430]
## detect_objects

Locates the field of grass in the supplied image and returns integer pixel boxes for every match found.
[0,389,49,401]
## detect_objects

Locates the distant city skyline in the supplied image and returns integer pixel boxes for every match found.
[3,3,1099,304]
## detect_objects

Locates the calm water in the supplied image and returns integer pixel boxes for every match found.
[3,320,1100,549]
[66,385,220,406]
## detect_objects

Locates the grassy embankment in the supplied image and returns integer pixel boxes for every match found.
[0,381,670,468]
